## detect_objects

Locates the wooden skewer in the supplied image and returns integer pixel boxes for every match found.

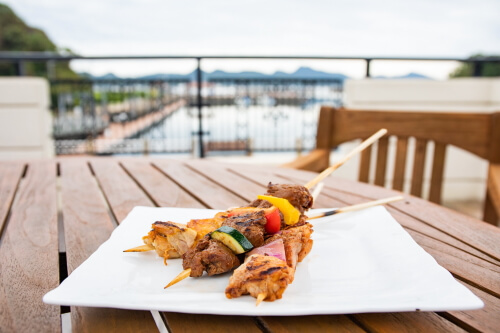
[123,244,155,252]
[305,129,388,189]
[307,195,404,220]
[256,293,266,306]
[165,268,191,289]
[311,182,324,202]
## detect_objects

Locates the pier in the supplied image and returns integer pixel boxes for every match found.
[60,99,186,155]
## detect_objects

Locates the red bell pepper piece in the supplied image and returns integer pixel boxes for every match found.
[263,207,281,234]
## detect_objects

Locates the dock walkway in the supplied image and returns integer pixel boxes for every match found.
[82,99,186,154]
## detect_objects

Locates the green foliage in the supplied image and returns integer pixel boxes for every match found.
[0,3,78,79]
[450,54,500,78]
[94,91,149,103]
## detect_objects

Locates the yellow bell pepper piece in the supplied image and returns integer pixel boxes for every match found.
[257,195,301,225]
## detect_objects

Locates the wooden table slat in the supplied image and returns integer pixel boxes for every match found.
[445,282,500,333]
[261,315,365,333]
[164,313,262,333]
[409,230,500,296]
[351,312,468,333]
[389,209,500,267]
[0,161,24,235]
[0,161,60,333]
[153,159,246,209]
[90,159,153,222]
[120,159,206,209]
[186,159,267,202]
[60,159,158,332]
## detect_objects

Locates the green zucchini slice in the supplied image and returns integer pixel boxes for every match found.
[210,226,253,254]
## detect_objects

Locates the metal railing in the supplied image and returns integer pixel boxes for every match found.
[2,52,500,157]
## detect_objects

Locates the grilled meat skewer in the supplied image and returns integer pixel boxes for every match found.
[127,183,313,265]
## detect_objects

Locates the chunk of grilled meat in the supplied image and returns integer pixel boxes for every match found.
[226,222,314,301]
[265,183,313,214]
[265,223,313,275]
[142,221,197,264]
[248,199,273,209]
[182,236,240,277]
[224,210,267,248]
[225,254,293,302]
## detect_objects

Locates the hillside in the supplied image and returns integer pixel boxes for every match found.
[0,3,77,78]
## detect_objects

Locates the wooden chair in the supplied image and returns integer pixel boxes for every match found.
[284,106,500,225]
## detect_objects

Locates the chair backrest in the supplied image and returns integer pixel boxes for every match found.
[317,106,500,204]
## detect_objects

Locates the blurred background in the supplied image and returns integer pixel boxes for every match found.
[0,0,499,218]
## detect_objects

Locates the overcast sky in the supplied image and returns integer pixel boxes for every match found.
[4,0,500,78]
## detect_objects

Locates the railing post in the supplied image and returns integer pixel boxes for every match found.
[196,57,205,158]
[47,60,56,80]
[472,61,483,77]
[15,61,26,76]
[365,59,371,78]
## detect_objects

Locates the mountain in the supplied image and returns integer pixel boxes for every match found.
[81,67,431,81]
[132,66,349,81]
[95,73,121,80]
[374,72,431,79]
[274,67,349,80]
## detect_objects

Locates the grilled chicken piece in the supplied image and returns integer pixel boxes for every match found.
[265,223,313,271]
[182,236,240,277]
[226,223,314,302]
[187,213,226,241]
[225,254,293,302]
[142,221,197,264]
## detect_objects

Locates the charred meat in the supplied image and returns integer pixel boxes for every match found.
[182,236,240,277]
[225,254,293,302]
[225,222,314,301]
[265,183,313,214]
[224,210,267,248]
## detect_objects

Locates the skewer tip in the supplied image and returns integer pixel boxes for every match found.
[123,244,154,252]
[164,268,191,289]
[256,293,266,306]
[311,182,324,202]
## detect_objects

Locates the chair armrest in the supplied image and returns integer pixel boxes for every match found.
[281,149,330,172]
[484,164,500,225]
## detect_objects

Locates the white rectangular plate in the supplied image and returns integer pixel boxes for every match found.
[44,206,483,315]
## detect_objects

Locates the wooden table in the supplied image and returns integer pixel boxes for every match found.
[1,158,499,332]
